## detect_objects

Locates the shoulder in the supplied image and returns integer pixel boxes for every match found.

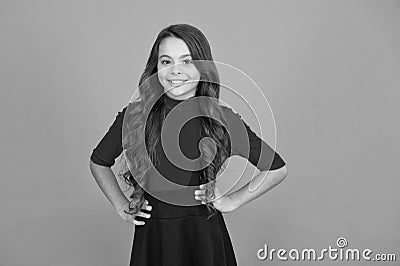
[119,100,142,116]
[219,104,242,127]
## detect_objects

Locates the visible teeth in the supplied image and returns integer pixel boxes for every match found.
[169,80,187,85]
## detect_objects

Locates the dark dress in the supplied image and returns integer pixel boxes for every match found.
[90,94,286,266]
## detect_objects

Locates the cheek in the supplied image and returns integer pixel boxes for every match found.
[189,70,201,88]
[157,63,168,77]
[190,68,201,81]
[157,69,167,82]
[157,73,167,91]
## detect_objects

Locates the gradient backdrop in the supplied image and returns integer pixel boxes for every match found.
[1,0,399,265]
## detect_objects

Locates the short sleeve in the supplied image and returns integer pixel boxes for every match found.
[222,106,286,171]
[90,106,127,167]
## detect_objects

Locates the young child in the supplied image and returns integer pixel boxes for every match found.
[89,23,288,266]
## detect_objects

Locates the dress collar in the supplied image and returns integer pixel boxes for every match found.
[164,93,185,110]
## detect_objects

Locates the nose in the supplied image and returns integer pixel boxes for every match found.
[170,63,182,75]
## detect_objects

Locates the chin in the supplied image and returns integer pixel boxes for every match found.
[165,85,196,98]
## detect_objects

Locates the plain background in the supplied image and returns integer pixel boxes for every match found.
[1,0,399,265]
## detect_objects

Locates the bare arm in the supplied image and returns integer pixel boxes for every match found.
[89,159,152,225]
[88,104,151,225]
[229,165,288,210]
[89,159,129,210]
[195,165,288,212]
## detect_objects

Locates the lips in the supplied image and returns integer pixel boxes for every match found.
[168,79,188,86]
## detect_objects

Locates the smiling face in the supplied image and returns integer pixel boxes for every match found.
[157,37,201,100]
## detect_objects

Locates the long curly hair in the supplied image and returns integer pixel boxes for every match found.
[117,24,231,219]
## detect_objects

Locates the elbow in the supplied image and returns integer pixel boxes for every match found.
[279,165,288,182]
[280,165,288,179]
[270,165,288,185]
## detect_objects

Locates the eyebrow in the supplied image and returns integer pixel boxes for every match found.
[158,54,192,59]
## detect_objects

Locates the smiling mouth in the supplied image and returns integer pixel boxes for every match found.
[168,79,188,86]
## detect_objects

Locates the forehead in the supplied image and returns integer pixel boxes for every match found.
[158,37,191,57]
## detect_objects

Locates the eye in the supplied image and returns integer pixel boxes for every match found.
[161,59,171,65]
[183,58,192,64]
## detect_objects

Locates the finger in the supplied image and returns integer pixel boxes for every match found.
[140,200,148,208]
[136,211,151,219]
[194,194,206,199]
[194,190,205,196]
[142,200,151,206]
[132,219,145,226]
[122,214,141,224]
[142,204,152,211]
[195,195,206,202]
[132,213,148,225]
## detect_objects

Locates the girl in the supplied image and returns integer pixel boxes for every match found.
[89,23,288,266]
